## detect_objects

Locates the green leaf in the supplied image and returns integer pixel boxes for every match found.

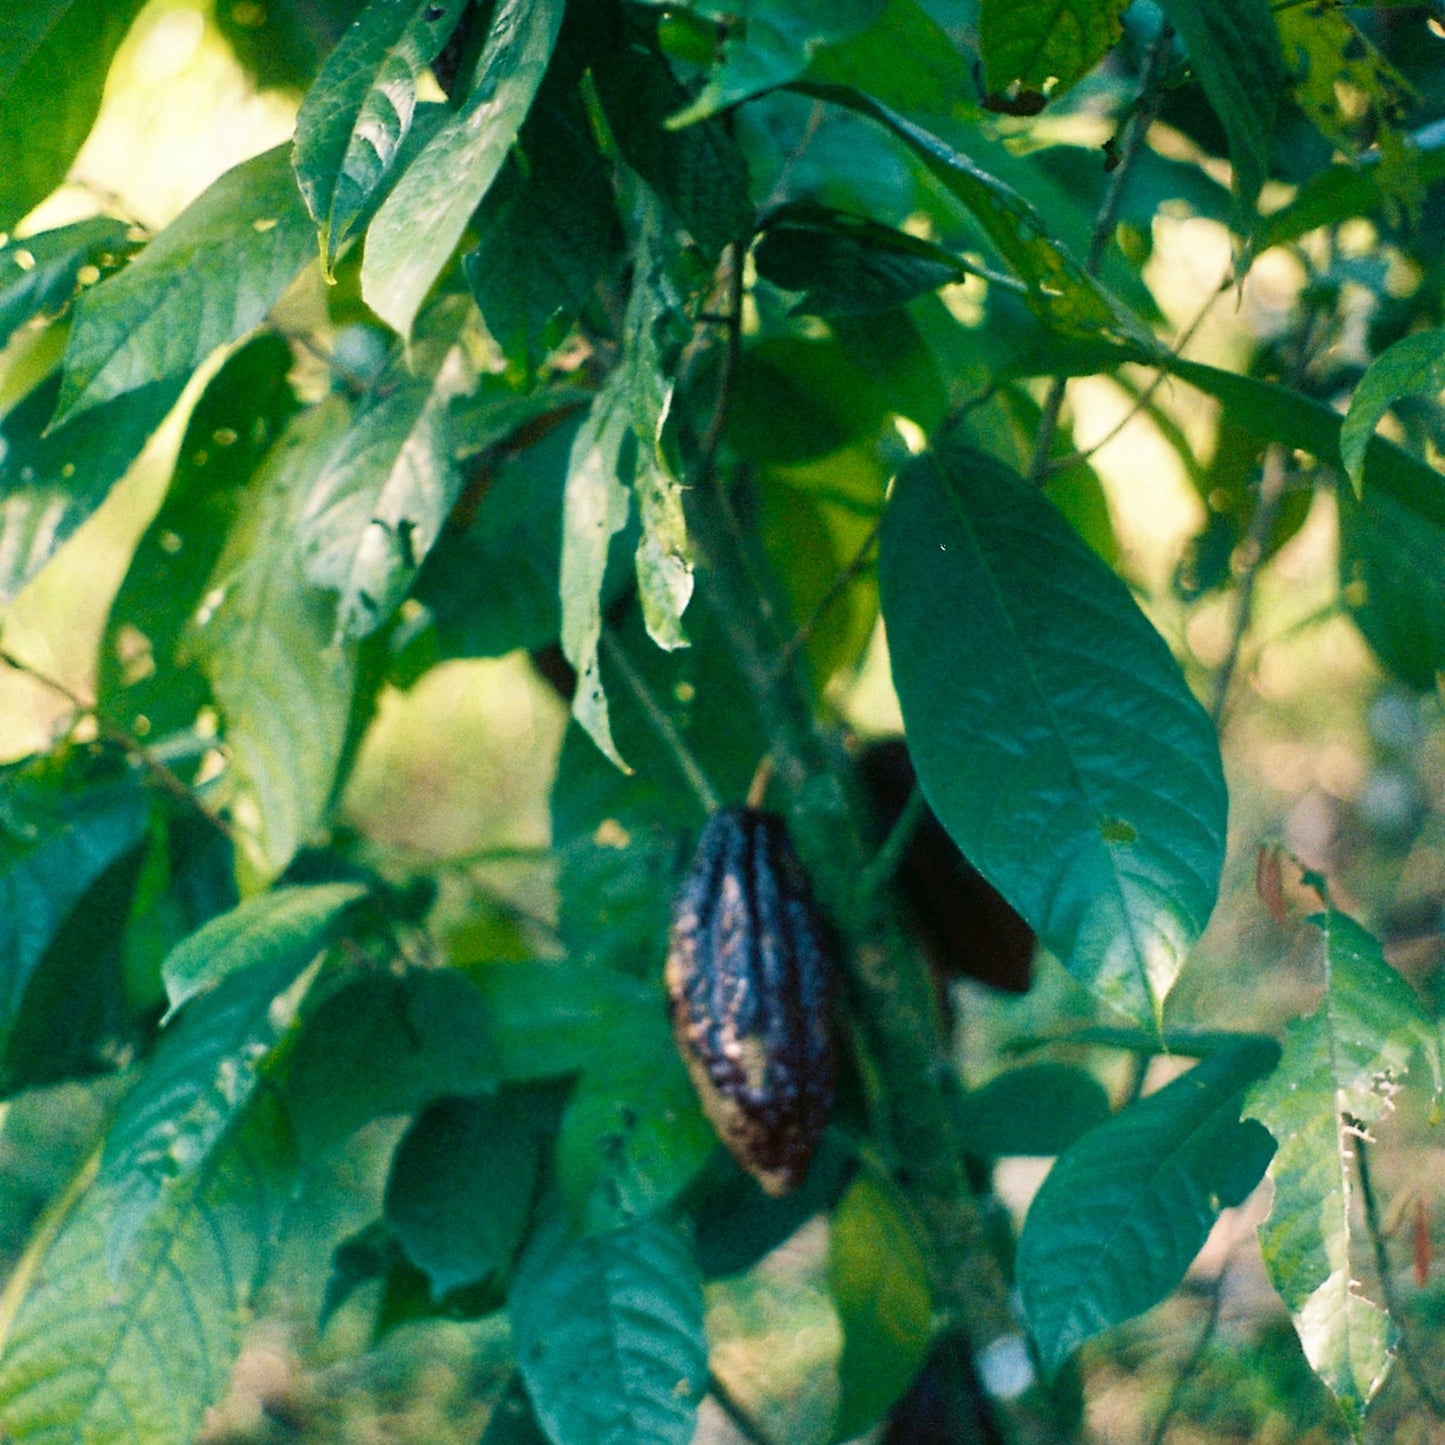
[1153,0,1283,239]
[663,0,885,127]
[1339,482,1445,691]
[0,219,133,351]
[754,204,965,317]
[591,7,752,260]
[829,1170,933,1441]
[796,83,1157,352]
[98,334,300,740]
[481,1375,553,1445]
[878,443,1228,1030]
[159,881,366,1015]
[1340,330,1445,491]
[1245,911,1437,1426]
[292,0,469,268]
[951,1063,1113,1158]
[184,403,358,881]
[1018,1042,1279,1377]
[0,1,147,231]
[360,0,564,339]
[555,1014,716,1235]
[101,887,359,1269]
[281,967,499,1155]
[978,0,1128,99]
[0,766,149,1061]
[297,297,475,639]
[0,1100,293,1445]
[0,369,186,606]
[53,147,315,426]
[510,1215,709,1445]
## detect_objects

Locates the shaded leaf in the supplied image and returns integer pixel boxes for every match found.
[878,443,1228,1030]
[99,333,299,740]
[184,403,357,882]
[1340,330,1445,490]
[510,1215,709,1445]
[292,0,469,267]
[54,147,315,426]
[978,0,1128,100]
[951,1063,1113,1158]
[0,219,133,351]
[0,1,147,231]
[360,0,564,338]
[1018,1042,1278,1377]
[804,0,968,117]
[829,1170,933,1441]
[1245,911,1437,1426]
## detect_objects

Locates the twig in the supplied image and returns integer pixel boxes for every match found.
[0,649,230,836]
[773,516,882,674]
[1146,1262,1231,1445]
[707,1371,777,1445]
[598,629,721,815]
[695,240,746,490]
[1027,21,1176,486]
[1357,1136,1445,1418]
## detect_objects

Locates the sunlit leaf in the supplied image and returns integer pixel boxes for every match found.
[878,442,1227,1029]
[1245,911,1437,1428]
[53,147,314,426]
[1018,1041,1277,1376]
[0,219,132,351]
[978,0,1128,100]
[360,0,564,338]
[1340,330,1445,491]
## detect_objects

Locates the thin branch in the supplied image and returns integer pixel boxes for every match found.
[1027,21,1176,486]
[598,629,721,815]
[707,1371,777,1445]
[773,516,882,674]
[1357,1137,1445,1419]
[695,239,746,491]
[1147,1262,1231,1445]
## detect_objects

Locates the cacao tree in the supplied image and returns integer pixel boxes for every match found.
[1,1,1445,1442]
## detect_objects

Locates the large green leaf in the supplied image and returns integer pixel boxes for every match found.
[292,0,469,268]
[1017,1042,1277,1377]
[1153,0,1282,238]
[297,298,474,639]
[0,765,149,1061]
[101,884,361,1270]
[0,1101,293,1445]
[1245,911,1437,1427]
[98,333,299,741]
[0,219,132,351]
[878,443,1227,1029]
[950,1063,1113,1158]
[183,403,357,882]
[360,0,564,338]
[829,1170,933,1441]
[978,0,1128,99]
[0,1,147,231]
[510,1215,709,1445]
[53,147,315,427]
[0,369,185,606]
[1340,330,1445,490]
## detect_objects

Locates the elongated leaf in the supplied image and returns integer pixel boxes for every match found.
[0,1101,293,1445]
[878,443,1227,1029]
[101,886,357,1270]
[796,83,1157,352]
[951,1063,1112,1158]
[0,219,132,350]
[1018,1042,1278,1377]
[978,0,1128,99]
[0,767,149,1057]
[510,1215,709,1445]
[664,0,885,128]
[293,0,469,267]
[0,1,147,231]
[385,1092,543,1296]
[830,1171,933,1441]
[360,0,564,338]
[53,147,315,426]
[1340,330,1445,490]
[1245,911,1437,1426]
[298,298,474,638]
[1154,0,1282,238]
[184,403,357,881]
[98,333,299,740]
[0,370,185,606]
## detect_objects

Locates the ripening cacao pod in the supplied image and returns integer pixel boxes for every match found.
[666,806,836,1197]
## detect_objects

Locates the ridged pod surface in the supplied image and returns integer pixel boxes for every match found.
[666,806,836,1196]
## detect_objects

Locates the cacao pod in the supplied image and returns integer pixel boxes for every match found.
[666,806,836,1197]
